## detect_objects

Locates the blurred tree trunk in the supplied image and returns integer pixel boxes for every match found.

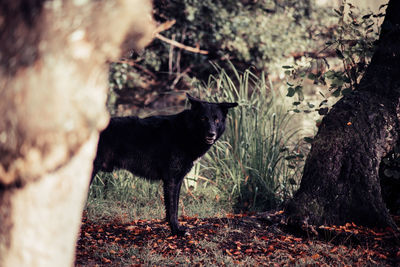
[286,0,400,230]
[0,0,154,266]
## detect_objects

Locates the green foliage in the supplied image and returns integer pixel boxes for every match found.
[152,0,316,69]
[194,63,303,211]
[87,170,165,220]
[87,170,232,221]
[89,170,161,203]
[87,64,304,217]
[284,1,384,113]
[108,1,335,112]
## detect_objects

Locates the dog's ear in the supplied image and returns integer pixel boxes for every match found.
[187,93,203,110]
[219,102,238,109]
[219,102,238,115]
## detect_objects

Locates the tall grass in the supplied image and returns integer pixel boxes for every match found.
[87,169,232,221]
[194,63,302,211]
[86,64,304,220]
[87,170,165,221]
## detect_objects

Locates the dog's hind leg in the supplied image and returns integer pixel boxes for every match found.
[90,160,101,185]
[89,167,98,185]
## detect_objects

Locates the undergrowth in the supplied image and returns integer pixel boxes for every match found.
[86,65,305,221]
[87,170,229,222]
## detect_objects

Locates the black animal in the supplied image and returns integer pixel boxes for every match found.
[91,94,237,235]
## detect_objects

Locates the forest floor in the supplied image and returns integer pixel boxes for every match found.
[75,212,400,266]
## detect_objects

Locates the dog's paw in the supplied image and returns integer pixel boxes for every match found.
[171,226,188,237]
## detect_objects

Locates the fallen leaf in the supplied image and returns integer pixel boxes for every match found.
[330,247,338,253]
[311,253,320,260]
[102,257,111,263]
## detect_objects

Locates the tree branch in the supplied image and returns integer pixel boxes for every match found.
[155,33,209,55]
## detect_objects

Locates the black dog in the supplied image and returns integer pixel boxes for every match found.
[91,94,237,235]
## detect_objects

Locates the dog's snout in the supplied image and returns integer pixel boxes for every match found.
[207,131,217,138]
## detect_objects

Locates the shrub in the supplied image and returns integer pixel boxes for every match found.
[108,0,335,112]
[284,1,383,113]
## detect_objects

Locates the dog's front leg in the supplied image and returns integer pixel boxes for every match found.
[163,178,186,236]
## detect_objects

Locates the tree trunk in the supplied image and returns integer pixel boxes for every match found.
[0,1,154,266]
[286,0,400,230]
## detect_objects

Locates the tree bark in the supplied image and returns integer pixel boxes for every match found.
[0,0,154,266]
[286,0,400,230]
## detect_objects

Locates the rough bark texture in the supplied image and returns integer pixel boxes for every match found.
[286,91,399,228]
[0,0,154,266]
[286,0,400,230]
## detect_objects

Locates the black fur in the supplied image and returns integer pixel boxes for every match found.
[91,94,237,235]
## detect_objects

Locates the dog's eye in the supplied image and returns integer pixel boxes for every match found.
[215,118,220,124]
[200,116,207,121]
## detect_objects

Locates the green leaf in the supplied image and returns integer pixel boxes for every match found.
[286,87,295,97]
[293,101,301,106]
[304,137,314,143]
[282,65,293,69]
[332,88,341,97]
[307,73,316,80]
[365,23,374,30]
[319,99,328,106]
[362,14,372,20]
[334,9,342,17]
[379,4,388,10]
[318,107,329,115]
[331,77,345,87]
[335,49,344,59]
[324,70,335,79]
